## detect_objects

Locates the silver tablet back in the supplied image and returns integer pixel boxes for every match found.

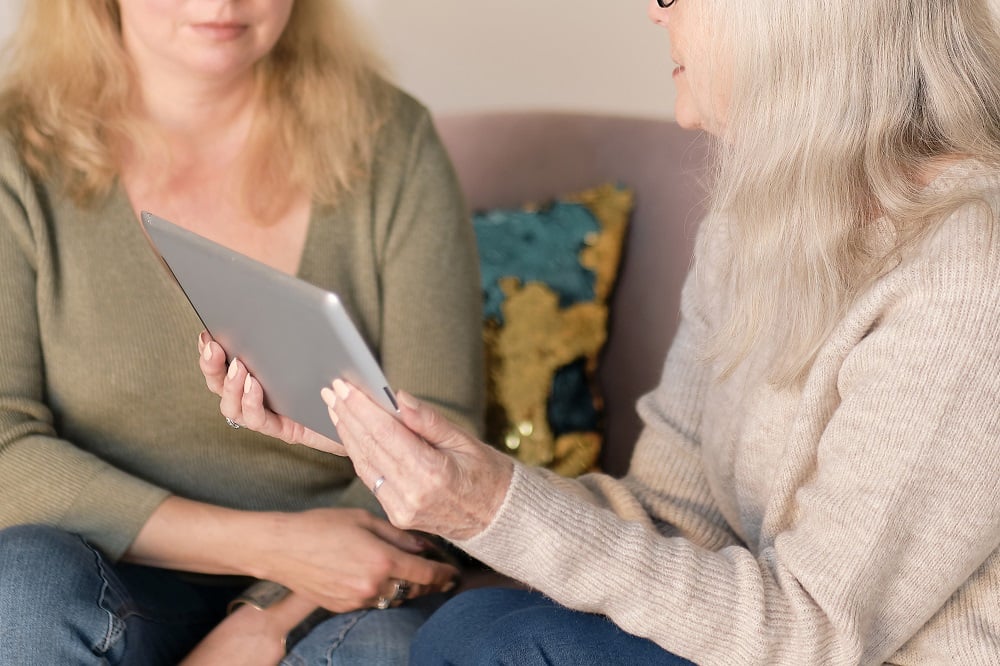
[141,211,397,442]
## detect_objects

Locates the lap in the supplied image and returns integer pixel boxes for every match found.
[410,587,694,666]
[0,525,445,665]
[282,593,448,666]
[0,524,237,665]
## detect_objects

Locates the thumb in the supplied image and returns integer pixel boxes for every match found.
[395,391,467,450]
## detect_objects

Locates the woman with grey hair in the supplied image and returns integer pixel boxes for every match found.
[204,0,1000,663]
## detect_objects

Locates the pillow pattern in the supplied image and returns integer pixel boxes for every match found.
[473,183,632,476]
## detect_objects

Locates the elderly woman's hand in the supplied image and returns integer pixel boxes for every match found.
[321,380,514,541]
[197,331,346,455]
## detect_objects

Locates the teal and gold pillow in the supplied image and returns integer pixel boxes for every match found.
[474,184,632,476]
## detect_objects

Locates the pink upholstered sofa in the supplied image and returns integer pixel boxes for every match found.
[434,112,710,477]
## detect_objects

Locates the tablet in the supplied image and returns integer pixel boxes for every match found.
[141,211,399,442]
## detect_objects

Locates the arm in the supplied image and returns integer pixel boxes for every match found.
[0,138,457,613]
[0,142,168,558]
[326,203,1000,664]
[454,211,1000,664]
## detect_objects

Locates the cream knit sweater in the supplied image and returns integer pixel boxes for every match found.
[458,168,1000,665]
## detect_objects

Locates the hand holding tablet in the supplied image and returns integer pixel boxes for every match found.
[141,211,399,443]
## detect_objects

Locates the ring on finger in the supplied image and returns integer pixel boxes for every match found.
[375,579,410,610]
[225,417,242,429]
[372,476,385,496]
[391,579,410,602]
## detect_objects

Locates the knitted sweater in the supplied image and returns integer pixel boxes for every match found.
[0,91,484,561]
[458,167,1000,665]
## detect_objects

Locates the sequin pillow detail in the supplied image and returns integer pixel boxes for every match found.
[474,183,632,476]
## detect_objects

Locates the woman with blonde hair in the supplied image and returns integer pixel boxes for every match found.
[205,0,1000,663]
[0,0,483,664]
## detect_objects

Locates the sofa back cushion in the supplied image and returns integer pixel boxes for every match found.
[435,112,710,476]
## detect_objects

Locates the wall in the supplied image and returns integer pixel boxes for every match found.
[349,0,675,118]
[0,1,677,120]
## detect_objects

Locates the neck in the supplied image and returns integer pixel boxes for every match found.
[132,59,260,154]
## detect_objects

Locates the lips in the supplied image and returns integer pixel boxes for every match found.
[190,22,249,40]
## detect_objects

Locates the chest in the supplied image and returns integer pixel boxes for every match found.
[121,165,311,276]
[699,369,838,548]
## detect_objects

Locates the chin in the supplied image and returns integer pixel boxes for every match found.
[674,112,704,132]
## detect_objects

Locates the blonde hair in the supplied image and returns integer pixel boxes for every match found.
[0,0,391,215]
[697,0,1000,385]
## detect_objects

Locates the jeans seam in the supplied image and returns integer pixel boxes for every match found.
[84,539,126,657]
[323,610,369,665]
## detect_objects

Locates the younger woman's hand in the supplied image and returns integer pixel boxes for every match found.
[321,380,514,541]
[197,331,346,455]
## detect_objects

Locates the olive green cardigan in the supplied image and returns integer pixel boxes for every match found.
[0,91,484,560]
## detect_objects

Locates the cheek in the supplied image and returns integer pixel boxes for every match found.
[253,0,295,48]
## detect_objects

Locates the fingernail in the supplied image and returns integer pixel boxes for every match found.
[198,331,208,349]
[332,379,350,400]
[397,391,420,410]
[320,387,336,408]
[244,376,252,394]
[202,343,212,361]
[329,407,339,426]
[443,578,458,594]
[227,359,239,379]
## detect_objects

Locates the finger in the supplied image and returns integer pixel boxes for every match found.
[321,384,395,484]
[395,391,469,451]
[199,339,229,395]
[367,519,430,555]
[239,374,272,431]
[328,381,438,477]
[237,376,348,453]
[390,550,460,589]
[297,427,350,456]
[218,358,249,421]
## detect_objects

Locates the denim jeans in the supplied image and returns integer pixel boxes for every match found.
[282,594,447,666]
[0,525,443,665]
[410,587,696,666]
[0,524,239,664]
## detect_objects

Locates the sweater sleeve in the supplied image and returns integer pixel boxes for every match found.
[532,265,744,552]
[0,144,170,559]
[456,205,1000,665]
[374,103,485,437]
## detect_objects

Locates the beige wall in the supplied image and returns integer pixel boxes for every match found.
[349,0,675,118]
[0,1,677,119]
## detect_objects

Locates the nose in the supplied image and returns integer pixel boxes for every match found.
[648,0,669,26]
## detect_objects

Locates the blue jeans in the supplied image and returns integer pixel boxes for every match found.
[0,525,441,665]
[282,594,446,665]
[410,587,695,666]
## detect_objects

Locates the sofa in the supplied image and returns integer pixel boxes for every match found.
[434,111,710,477]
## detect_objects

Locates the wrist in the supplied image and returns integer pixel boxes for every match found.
[224,509,282,580]
[230,587,320,640]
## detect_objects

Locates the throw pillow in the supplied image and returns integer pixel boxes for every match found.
[474,183,632,476]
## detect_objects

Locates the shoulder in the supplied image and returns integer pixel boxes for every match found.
[373,82,436,153]
[918,163,1000,281]
[0,127,36,189]
[867,164,1000,331]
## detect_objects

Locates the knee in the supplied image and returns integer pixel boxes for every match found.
[0,525,100,608]
[411,588,551,664]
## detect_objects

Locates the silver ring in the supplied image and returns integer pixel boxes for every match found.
[375,579,410,610]
[225,417,242,430]
[391,579,410,602]
[372,476,385,495]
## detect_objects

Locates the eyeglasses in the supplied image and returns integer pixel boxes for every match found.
[656,0,678,7]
